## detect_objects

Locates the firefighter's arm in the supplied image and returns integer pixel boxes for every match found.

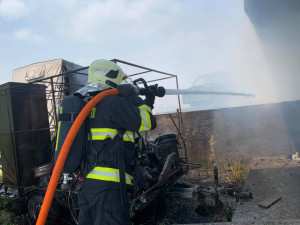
[111,96,156,132]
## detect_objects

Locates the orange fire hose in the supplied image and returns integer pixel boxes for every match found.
[36,89,119,225]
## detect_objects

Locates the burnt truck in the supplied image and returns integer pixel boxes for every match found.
[0,59,192,224]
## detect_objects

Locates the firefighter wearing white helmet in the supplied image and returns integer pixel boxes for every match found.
[77,59,157,225]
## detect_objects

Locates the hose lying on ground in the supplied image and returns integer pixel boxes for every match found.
[36,89,119,225]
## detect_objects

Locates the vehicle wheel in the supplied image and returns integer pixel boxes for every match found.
[28,194,60,224]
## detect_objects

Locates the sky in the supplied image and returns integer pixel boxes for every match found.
[0,0,244,85]
[0,0,299,113]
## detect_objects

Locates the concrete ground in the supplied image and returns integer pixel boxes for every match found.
[232,159,300,223]
[179,158,300,224]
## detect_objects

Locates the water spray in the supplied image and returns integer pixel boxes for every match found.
[165,89,255,97]
[133,78,255,98]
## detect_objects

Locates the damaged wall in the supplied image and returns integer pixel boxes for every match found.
[147,100,300,166]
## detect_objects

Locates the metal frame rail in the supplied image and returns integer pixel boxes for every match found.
[0,59,185,150]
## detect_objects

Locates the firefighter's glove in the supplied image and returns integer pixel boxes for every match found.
[117,84,138,98]
[145,92,155,110]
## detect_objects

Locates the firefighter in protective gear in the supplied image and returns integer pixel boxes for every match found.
[77,59,157,225]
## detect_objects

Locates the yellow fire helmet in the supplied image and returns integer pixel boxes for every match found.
[87,59,127,88]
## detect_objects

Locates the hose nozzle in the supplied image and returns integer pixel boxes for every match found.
[132,78,165,97]
[138,85,165,97]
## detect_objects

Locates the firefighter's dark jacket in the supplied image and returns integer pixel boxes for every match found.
[83,94,156,190]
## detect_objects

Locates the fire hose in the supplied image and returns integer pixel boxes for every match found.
[36,89,119,225]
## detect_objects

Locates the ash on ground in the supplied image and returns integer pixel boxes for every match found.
[135,168,245,225]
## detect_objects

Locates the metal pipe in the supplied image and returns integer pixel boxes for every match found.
[72,72,88,76]
[134,167,183,202]
[50,78,58,131]
[168,114,188,161]
[175,77,187,161]
[129,70,151,77]
[142,77,175,84]
[112,59,177,77]
[180,162,201,168]
[177,109,181,139]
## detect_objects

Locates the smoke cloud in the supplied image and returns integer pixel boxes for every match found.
[153,1,300,114]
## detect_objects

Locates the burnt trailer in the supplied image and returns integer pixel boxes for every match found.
[0,59,193,224]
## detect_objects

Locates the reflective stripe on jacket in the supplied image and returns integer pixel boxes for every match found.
[86,166,133,184]
[90,128,135,143]
[86,94,157,182]
[138,104,152,132]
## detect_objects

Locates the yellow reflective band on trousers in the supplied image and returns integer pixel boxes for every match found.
[86,166,133,184]
[55,107,63,151]
[90,128,135,143]
[138,104,152,132]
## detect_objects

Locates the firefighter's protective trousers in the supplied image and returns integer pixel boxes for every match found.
[78,94,156,225]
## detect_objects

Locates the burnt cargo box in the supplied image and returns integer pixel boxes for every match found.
[0,82,52,187]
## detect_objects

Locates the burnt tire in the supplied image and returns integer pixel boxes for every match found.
[28,194,61,224]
